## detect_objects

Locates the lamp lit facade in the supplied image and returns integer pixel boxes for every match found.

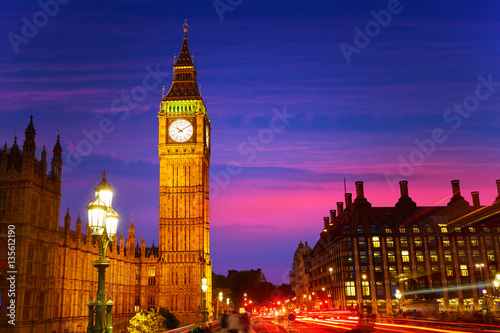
[291,180,500,315]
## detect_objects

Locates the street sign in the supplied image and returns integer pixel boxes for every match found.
[288,313,296,322]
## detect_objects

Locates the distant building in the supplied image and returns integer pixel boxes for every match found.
[0,23,212,333]
[227,269,267,284]
[292,180,500,314]
[289,241,311,309]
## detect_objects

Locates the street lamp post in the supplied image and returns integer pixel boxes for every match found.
[362,274,367,315]
[219,292,223,316]
[493,274,500,311]
[87,172,119,333]
[201,276,208,322]
[395,289,402,314]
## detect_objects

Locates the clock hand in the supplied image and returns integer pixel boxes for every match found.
[180,125,191,131]
[176,127,183,133]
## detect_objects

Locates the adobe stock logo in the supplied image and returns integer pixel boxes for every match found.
[7,0,71,54]
[339,0,411,64]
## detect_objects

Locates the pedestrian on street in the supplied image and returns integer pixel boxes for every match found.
[241,312,251,333]
[228,311,242,333]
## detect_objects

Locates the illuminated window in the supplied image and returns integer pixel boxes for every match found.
[444,251,452,262]
[376,281,384,296]
[432,266,440,272]
[359,251,367,263]
[472,250,481,262]
[399,227,406,234]
[388,251,395,263]
[485,236,493,247]
[414,237,422,247]
[416,251,424,262]
[372,237,380,248]
[373,251,382,263]
[362,281,370,296]
[426,226,433,233]
[460,265,469,277]
[400,237,408,248]
[403,266,411,275]
[457,237,465,247]
[345,281,356,297]
[358,237,366,248]
[440,226,448,233]
[386,237,394,248]
[483,226,490,233]
[389,266,397,278]
[469,227,475,233]
[402,251,410,262]
[430,251,438,262]
[375,266,382,273]
[442,237,450,247]
[385,226,392,234]
[417,266,425,273]
[148,267,156,286]
[412,225,420,234]
[357,226,365,235]
[446,266,454,277]
[470,236,479,247]
[458,250,467,263]
[487,250,495,262]
[456,227,462,233]
[489,265,497,277]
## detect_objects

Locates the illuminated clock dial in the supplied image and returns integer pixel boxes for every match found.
[169,119,193,142]
[206,126,210,148]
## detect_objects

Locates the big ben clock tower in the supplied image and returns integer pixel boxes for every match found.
[158,21,211,324]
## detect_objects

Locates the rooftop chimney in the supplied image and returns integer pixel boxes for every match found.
[345,193,352,209]
[337,202,344,214]
[396,180,416,208]
[330,209,336,222]
[495,179,500,203]
[471,191,480,207]
[323,217,329,231]
[355,181,364,198]
[447,180,469,207]
[353,181,371,208]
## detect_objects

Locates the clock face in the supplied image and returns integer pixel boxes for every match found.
[169,119,193,143]
[206,126,210,148]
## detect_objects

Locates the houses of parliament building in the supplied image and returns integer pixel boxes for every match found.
[0,23,212,333]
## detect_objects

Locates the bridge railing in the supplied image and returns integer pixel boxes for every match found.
[163,320,221,333]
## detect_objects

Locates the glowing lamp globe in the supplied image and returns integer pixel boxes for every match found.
[105,208,119,240]
[202,276,208,292]
[87,197,107,235]
[95,172,113,207]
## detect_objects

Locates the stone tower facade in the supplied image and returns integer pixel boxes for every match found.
[158,21,212,324]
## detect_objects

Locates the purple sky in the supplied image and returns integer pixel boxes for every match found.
[1,0,500,284]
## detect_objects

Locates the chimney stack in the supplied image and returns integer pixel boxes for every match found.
[400,181,409,197]
[355,181,364,198]
[471,191,480,207]
[451,180,461,198]
[330,209,336,221]
[345,193,352,209]
[323,217,329,230]
[337,202,344,214]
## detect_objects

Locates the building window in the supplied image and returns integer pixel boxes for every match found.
[402,251,410,262]
[470,236,479,247]
[485,236,493,247]
[444,251,452,262]
[0,192,6,218]
[135,267,140,285]
[430,251,438,262]
[426,225,433,233]
[473,250,481,263]
[457,237,465,247]
[428,236,436,247]
[440,226,448,233]
[417,265,425,273]
[385,227,392,234]
[390,282,397,295]
[487,250,495,262]
[357,226,365,235]
[416,251,424,262]
[412,225,420,234]
[403,266,411,275]
[362,281,370,296]
[442,237,450,247]
[431,266,440,272]
[386,237,394,248]
[375,266,382,273]
[489,265,497,277]
[373,251,382,263]
[376,281,384,296]
[389,266,397,278]
[458,250,467,263]
[414,237,422,247]
[482,226,490,233]
[399,227,406,234]
[388,251,395,263]
[345,281,356,297]
[372,236,380,248]
[400,237,408,248]
[358,237,366,248]
[460,265,469,277]
[359,251,367,263]
[148,267,156,286]
[468,227,475,233]
[446,266,454,277]
[371,225,379,235]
